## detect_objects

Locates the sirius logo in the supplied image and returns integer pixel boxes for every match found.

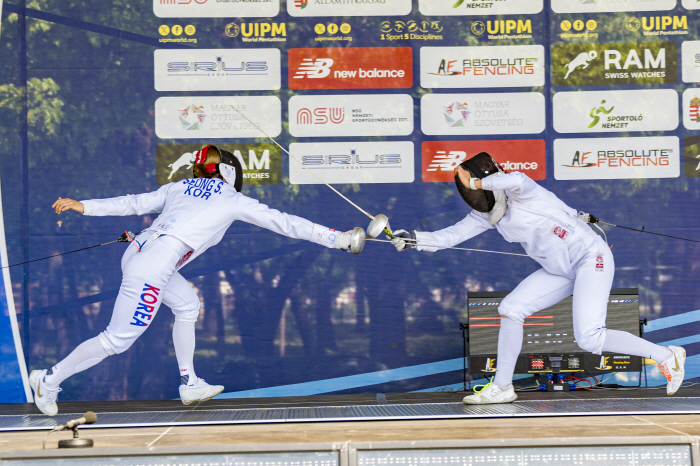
[427,151,466,171]
[294,59,334,79]
[302,150,401,166]
[167,58,268,74]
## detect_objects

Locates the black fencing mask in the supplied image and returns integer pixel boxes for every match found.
[454,152,502,213]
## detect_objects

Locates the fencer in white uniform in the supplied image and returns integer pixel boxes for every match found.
[31,145,363,416]
[392,152,686,404]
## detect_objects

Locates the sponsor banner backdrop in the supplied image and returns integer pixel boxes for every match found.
[422,140,546,182]
[552,89,679,134]
[289,142,414,185]
[420,92,545,136]
[682,41,700,83]
[153,0,279,18]
[553,136,680,180]
[683,89,700,131]
[419,0,543,16]
[154,96,281,139]
[154,49,281,91]
[288,47,412,90]
[682,0,700,8]
[420,45,545,89]
[551,0,676,13]
[289,94,413,137]
[156,144,282,186]
[288,0,411,17]
[552,42,677,87]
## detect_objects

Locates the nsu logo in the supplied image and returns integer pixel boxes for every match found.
[297,108,345,124]
[302,150,401,166]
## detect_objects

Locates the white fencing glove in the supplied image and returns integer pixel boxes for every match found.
[389,229,416,252]
[333,230,353,252]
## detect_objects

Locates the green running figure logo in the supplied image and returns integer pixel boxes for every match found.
[453,0,464,7]
[589,100,614,128]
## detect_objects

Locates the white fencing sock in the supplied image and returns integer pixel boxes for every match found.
[43,336,109,390]
[602,329,672,363]
[173,320,197,386]
[493,317,523,389]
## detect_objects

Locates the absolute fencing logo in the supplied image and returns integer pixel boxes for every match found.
[553,136,680,180]
[422,140,546,182]
[288,0,411,17]
[156,144,282,186]
[419,0,542,15]
[552,89,679,134]
[289,142,414,185]
[289,94,413,137]
[551,0,676,13]
[155,96,281,139]
[552,42,677,86]
[153,0,279,17]
[154,49,281,91]
[421,92,545,136]
[420,45,545,88]
[288,47,412,90]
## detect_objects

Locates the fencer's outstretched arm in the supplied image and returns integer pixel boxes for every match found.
[415,211,493,252]
[234,194,347,249]
[78,184,172,217]
[53,197,84,214]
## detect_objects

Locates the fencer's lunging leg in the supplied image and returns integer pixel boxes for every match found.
[173,320,197,383]
[602,330,671,363]
[43,336,109,390]
[493,317,523,389]
[164,272,201,386]
[163,270,224,404]
[494,268,574,388]
[30,239,183,416]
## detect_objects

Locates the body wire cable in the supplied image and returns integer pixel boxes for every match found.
[366,238,543,259]
[0,231,136,270]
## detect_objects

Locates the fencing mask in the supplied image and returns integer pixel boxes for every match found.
[454,152,507,224]
[193,145,243,192]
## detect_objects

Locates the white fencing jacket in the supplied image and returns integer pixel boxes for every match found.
[81,178,337,269]
[415,172,603,279]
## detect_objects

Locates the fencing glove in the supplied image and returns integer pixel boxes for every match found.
[390,229,416,252]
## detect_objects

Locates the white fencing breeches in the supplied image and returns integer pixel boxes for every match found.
[497,239,614,355]
[98,237,199,355]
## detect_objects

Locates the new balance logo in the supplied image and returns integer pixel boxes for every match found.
[294,58,334,79]
[427,151,466,171]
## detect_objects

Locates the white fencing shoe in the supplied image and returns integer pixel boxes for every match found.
[463,381,517,405]
[660,345,686,395]
[29,369,61,416]
[179,378,224,405]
